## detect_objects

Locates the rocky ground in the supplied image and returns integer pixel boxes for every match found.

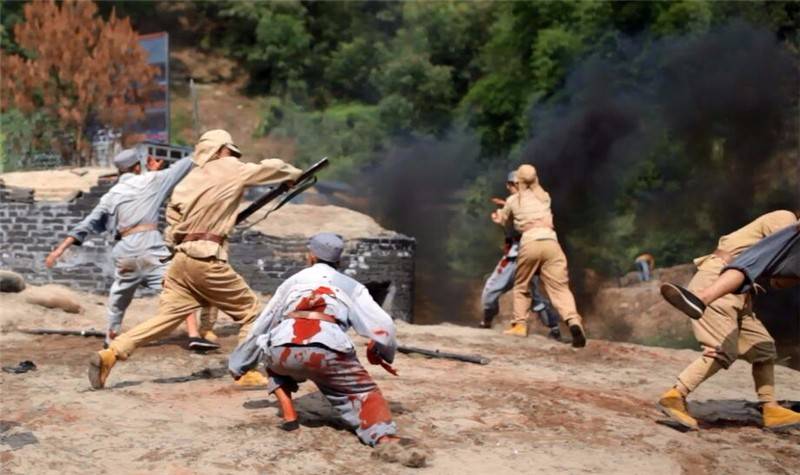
[1,286,799,474]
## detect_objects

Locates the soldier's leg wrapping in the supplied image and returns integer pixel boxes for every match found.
[109,254,202,359]
[512,239,543,325]
[198,307,219,335]
[106,260,145,337]
[531,276,560,328]
[675,268,743,394]
[738,312,777,403]
[480,258,516,322]
[266,345,396,446]
[537,240,582,326]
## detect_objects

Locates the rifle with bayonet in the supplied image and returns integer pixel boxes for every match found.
[397,345,490,365]
[236,157,330,225]
[19,328,105,338]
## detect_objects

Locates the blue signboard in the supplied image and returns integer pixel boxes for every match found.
[135,32,169,142]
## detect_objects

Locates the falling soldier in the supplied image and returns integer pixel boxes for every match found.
[480,171,562,340]
[657,210,800,431]
[229,233,425,467]
[45,148,215,350]
[88,129,303,389]
[492,164,586,347]
[661,215,799,319]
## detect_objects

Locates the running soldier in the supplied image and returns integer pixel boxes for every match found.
[88,129,302,389]
[492,164,587,347]
[480,171,561,340]
[45,148,211,348]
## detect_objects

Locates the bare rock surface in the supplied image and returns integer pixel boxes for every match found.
[1,286,798,474]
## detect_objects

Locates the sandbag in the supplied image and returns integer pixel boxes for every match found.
[0,270,26,293]
[24,285,83,314]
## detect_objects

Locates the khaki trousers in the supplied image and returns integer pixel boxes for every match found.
[676,261,777,402]
[110,253,260,359]
[513,236,582,326]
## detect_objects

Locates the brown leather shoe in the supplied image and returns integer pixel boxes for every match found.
[763,404,800,431]
[569,323,586,348]
[657,387,698,430]
[88,349,117,390]
[503,322,528,337]
[234,370,268,389]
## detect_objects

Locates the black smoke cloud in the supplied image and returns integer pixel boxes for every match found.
[360,21,798,325]
[522,21,798,258]
[362,134,482,323]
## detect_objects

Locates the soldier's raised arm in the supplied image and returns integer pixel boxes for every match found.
[240,158,302,187]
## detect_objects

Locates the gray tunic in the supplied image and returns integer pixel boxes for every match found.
[67,156,194,261]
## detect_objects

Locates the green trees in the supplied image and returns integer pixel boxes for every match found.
[2,0,797,280]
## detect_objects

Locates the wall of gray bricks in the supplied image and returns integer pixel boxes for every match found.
[0,180,416,322]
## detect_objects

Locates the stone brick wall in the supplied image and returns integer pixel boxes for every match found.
[0,180,416,321]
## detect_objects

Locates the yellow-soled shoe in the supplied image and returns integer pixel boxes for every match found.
[201,330,218,343]
[763,404,800,431]
[657,387,698,430]
[88,349,117,390]
[503,322,528,337]
[234,370,268,389]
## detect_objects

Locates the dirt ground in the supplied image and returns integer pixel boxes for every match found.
[1,286,798,474]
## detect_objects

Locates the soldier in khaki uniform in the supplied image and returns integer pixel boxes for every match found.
[88,129,302,389]
[492,164,586,347]
[163,202,221,351]
[657,210,800,431]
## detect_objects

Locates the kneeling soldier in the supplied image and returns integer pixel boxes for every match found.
[229,233,425,466]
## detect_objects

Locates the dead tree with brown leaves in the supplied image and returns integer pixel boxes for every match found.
[1,0,157,166]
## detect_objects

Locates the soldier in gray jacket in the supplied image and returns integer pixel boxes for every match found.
[46,148,217,351]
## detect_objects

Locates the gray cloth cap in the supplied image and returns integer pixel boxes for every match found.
[113,149,140,170]
[308,232,345,262]
[507,171,517,183]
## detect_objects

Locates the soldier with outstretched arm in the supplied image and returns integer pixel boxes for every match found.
[229,233,425,467]
[45,148,212,348]
[480,171,561,340]
[88,129,302,389]
[492,164,587,346]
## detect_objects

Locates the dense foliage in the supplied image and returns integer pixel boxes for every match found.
[2,0,798,282]
[198,0,798,278]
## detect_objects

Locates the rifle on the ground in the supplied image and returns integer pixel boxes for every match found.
[236,157,330,225]
[397,345,490,365]
[19,328,105,338]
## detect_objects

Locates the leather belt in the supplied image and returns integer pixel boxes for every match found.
[176,232,226,245]
[118,223,158,238]
[288,311,337,324]
[521,219,554,232]
[712,248,734,265]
